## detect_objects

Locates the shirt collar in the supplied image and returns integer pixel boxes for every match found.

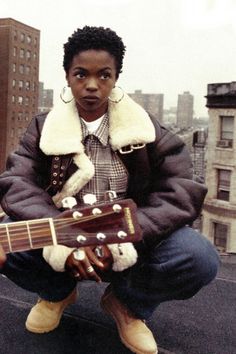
[81,114,109,146]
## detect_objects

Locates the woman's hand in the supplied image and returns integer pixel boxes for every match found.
[0,244,6,268]
[65,245,113,282]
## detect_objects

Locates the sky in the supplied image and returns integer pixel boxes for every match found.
[1,0,236,117]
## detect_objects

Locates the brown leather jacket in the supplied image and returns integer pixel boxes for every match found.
[0,98,207,248]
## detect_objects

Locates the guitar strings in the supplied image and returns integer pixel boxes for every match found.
[0,210,125,247]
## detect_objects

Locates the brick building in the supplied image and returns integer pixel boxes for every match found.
[0,18,40,172]
[128,89,164,123]
[176,91,194,129]
[202,81,236,253]
[38,82,53,113]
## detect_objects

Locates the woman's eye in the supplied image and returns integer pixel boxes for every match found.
[101,73,111,80]
[76,72,85,79]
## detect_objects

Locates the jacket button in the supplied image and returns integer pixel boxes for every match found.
[52,180,57,185]
[54,157,59,161]
[53,172,58,176]
[61,165,65,170]
[53,164,58,168]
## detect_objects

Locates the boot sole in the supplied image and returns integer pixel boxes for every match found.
[101,298,158,354]
[25,319,60,334]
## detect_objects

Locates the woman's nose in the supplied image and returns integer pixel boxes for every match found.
[86,77,98,90]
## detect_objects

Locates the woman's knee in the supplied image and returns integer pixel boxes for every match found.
[150,226,220,285]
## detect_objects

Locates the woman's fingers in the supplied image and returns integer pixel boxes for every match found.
[67,248,102,282]
[0,244,6,268]
[85,247,104,269]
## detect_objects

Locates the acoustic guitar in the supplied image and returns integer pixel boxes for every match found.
[0,198,142,254]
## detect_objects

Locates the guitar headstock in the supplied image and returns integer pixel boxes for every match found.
[54,199,142,248]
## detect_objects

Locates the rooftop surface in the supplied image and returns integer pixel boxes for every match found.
[0,258,235,354]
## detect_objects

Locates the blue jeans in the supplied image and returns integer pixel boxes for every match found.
[0,225,219,319]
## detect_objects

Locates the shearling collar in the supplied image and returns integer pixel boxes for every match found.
[39,87,156,155]
[39,87,156,208]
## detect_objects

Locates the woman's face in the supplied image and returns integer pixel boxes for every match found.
[66,49,117,121]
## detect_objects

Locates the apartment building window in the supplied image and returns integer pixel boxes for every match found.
[25,97,30,106]
[20,33,25,42]
[12,95,16,103]
[12,79,16,88]
[33,52,37,60]
[10,128,15,138]
[19,64,24,74]
[26,35,32,44]
[18,112,23,121]
[217,116,234,148]
[19,80,24,90]
[20,48,25,58]
[26,50,31,60]
[213,222,228,252]
[13,47,17,56]
[25,81,30,90]
[18,96,23,105]
[18,128,22,137]
[13,63,16,72]
[217,169,231,201]
[25,66,30,75]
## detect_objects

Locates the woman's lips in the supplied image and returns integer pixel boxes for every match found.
[83,96,99,103]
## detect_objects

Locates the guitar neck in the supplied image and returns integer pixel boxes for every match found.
[0,218,56,253]
[0,199,142,254]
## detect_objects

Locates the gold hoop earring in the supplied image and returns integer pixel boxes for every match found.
[108,86,124,104]
[60,86,74,104]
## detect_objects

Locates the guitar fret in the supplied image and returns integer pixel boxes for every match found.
[28,219,54,249]
[5,225,12,252]
[8,223,31,251]
[49,218,58,245]
[26,221,33,249]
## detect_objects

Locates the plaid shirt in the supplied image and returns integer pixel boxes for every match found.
[77,114,128,203]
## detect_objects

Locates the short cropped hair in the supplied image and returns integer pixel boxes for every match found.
[63,26,126,78]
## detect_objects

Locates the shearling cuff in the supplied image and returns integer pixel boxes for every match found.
[43,245,76,272]
[107,243,138,272]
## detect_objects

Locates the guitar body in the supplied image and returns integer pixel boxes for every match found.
[0,199,142,253]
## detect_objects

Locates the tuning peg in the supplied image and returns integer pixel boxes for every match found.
[83,193,97,205]
[76,235,87,244]
[62,197,77,209]
[104,190,117,201]
[92,207,102,215]
[96,232,106,241]
[117,230,127,239]
[113,204,122,213]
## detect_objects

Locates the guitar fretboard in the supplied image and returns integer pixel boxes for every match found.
[0,218,56,253]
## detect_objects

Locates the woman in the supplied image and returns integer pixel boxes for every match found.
[0,26,219,354]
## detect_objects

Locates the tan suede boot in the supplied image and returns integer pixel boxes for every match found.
[101,287,158,354]
[25,288,77,333]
